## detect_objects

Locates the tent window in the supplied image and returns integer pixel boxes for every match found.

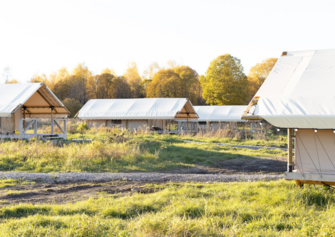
[112,120,122,124]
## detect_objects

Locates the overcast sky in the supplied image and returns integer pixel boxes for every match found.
[0,0,335,82]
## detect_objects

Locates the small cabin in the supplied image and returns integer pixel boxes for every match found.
[77,98,198,133]
[0,83,69,140]
[242,49,335,186]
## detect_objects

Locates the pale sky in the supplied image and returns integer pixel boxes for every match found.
[0,0,335,83]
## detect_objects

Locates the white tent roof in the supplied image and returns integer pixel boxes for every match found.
[195,106,247,122]
[0,83,69,117]
[252,49,335,129]
[77,98,198,120]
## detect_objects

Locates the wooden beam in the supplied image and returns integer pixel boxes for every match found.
[286,172,335,186]
[288,128,293,172]
[241,98,262,120]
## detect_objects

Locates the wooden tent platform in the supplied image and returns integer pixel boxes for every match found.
[285,172,335,186]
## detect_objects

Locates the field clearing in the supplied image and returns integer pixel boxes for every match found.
[0,179,334,236]
[0,133,286,174]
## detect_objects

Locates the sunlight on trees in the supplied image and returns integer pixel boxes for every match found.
[2,55,272,110]
[200,54,248,105]
[247,58,277,101]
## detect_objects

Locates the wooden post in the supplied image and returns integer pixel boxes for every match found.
[19,119,23,140]
[13,113,15,133]
[126,120,128,130]
[187,114,189,132]
[64,119,67,140]
[6,117,9,135]
[51,107,54,135]
[23,107,26,131]
[288,128,293,172]
[34,120,37,135]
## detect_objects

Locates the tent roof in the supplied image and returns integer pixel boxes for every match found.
[0,83,69,118]
[77,98,198,120]
[252,49,335,129]
[194,106,247,122]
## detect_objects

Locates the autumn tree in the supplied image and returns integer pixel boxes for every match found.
[62,98,82,117]
[5,79,19,84]
[56,67,70,82]
[101,68,117,76]
[247,58,277,101]
[200,54,248,105]
[146,65,201,104]
[30,74,48,83]
[72,63,91,80]
[123,62,144,98]
[142,62,160,80]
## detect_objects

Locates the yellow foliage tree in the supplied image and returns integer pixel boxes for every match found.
[146,65,201,104]
[200,54,248,105]
[123,62,143,97]
[101,68,117,76]
[247,58,278,101]
[5,79,19,84]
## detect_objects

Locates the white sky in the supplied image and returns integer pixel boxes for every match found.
[0,0,335,82]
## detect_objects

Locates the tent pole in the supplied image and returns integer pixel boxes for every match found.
[288,128,293,172]
[187,113,189,132]
[23,107,26,131]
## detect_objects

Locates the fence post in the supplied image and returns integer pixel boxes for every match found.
[19,119,23,140]
[51,119,54,135]
[34,120,37,136]
[64,119,67,140]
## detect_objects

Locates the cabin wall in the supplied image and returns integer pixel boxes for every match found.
[85,119,168,131]
[295,129,335,175]
[0,116,15,135]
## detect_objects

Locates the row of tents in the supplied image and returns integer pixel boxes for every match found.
[1,48,335,186]
[0,85,248,137]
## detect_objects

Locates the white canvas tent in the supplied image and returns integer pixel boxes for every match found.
[195,106,247,122]
[0,83,69,139]
[77,98,198,132]
[242,49,335,186]
[193,106,247,131]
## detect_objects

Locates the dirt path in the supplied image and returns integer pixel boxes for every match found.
[0,172,283,184]
[0,180,163,206]
[0,175,284,207]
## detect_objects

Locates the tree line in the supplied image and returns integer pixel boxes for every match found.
[3,55,277,117]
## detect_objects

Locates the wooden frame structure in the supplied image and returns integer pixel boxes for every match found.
[0,83,69,140]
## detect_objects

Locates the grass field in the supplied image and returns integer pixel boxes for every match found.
[0,132,286,173]
[0,179,334,236]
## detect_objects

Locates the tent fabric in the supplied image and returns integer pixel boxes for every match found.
[77,98,198,120]
[253,49,335,129]
[0,83,69,117]
[194,106,247,122]
[295,129,335,175]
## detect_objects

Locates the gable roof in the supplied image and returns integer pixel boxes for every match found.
[250,49,335,129]
[195,106,247,122]
[0,83,69,117]
[77,98,198,120]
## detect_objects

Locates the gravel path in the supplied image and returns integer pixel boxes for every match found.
[0,172,284,184]
[183,140,287,151]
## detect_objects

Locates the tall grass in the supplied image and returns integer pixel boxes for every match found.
[0,180,335,236]
[0,133,286,173]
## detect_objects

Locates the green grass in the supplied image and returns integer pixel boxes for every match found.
[0,134,286,173]
[183,134,288,148]
[0,180,335,236]
[0,179,35,189]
